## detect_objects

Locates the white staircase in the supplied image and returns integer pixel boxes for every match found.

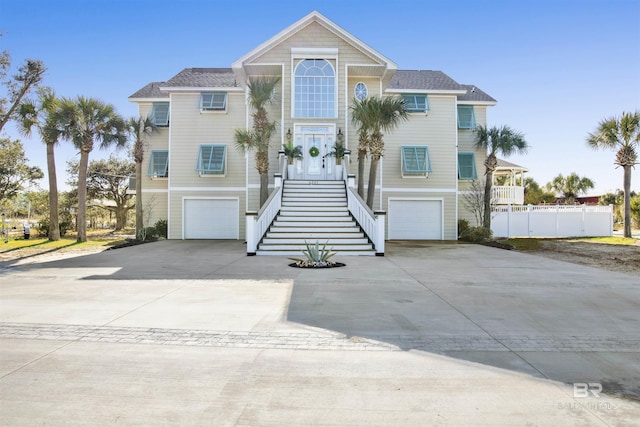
[256,180,375,256]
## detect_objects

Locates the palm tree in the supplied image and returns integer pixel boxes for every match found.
[234,76,280,207]
[350,97,374,199]
[17,87,62,240]
[475,125,528,229]
[361,96,408,209]
[587,111,640,238]
[549,173,595,204]
[55,96,127,242]
[127,116,157,240]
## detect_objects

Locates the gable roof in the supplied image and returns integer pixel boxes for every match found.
[232,10,397,71]
[496,158,528,172]
[128,82,169,100]
[161,68,241,91]
[387,70,465,94]
[458,84,497,104]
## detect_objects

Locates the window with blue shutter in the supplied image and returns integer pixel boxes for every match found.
[458,152,478,180]
[401,146,432,176]
[196,145,226,174]
[147,150,168,177]
[401,94,429,113]
[151,102,169,126]
[200,93,227,111]
[457,105,476,129]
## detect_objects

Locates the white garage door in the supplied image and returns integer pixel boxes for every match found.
[388,199,442,240]
[184,198,239,239]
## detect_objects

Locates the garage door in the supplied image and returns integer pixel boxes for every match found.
[184,198,239,239]
[388,199,442,240]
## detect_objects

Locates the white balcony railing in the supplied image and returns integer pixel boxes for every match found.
[492,185,524,205]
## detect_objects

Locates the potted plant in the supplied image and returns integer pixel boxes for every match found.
[328,139,347,179]
[283,141,302,179]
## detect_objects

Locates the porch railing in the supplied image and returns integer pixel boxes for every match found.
[492,185,525,205]
[346,186,385,255]
[246,152,286,255]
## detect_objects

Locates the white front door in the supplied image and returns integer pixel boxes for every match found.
[295,125,335,180]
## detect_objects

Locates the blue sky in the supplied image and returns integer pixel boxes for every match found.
[2,0,639,195]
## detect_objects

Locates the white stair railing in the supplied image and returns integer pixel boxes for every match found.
[346,187,385,255]
[246,165,284,255]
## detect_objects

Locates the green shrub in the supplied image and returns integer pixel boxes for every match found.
[143,226,158,241]
[37,219,72,237]
[458,219,470,239]
[459,224,492,243]
[154,219,168,238]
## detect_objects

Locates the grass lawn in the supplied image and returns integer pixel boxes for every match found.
[0,229,132,254]
[498,236,637,251]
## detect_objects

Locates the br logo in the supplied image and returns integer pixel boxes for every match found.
[573,383,602,398]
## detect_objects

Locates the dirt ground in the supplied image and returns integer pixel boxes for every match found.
[527,239,640,276]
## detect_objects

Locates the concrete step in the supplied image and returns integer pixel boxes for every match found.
[278,211,350,217]
[275,220,354,227]
[256,250,375,256]
[257,244,374,251]
[283,189,345,195]
[266,232,365,239]
[282,202,347,208]
[261,237,370,245]
[269,226,359,232]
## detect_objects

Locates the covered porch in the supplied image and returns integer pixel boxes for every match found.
[491,159,528,205]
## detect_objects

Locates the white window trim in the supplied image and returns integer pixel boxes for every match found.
[200,92,228,113]
[401,146,431,179]
[196,144,227,178]
[290,55,339,119]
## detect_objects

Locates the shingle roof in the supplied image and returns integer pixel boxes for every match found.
[496,158,527,171]
[128,82,168,99]
[388,70,465,92]
[163,68,238,88]
[458,84,496,103]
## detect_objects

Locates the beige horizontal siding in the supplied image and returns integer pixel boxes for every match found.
[382,95,458,190]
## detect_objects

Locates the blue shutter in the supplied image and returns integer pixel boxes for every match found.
[151,103,169,126]
[402,146,432,174]
[457,106,476,129]
[147,150,168,177]
[200,93,227,110]
[458,152,477,180]
[197,145,226,174]
[402,95,429,112]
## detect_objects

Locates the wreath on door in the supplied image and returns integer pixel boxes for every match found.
[309,146,320,157]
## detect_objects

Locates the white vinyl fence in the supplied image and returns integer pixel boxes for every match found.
[491,205,613,238]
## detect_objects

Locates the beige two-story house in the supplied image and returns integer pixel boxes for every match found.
[128,11,497,255]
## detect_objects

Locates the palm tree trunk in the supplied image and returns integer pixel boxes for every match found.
[259,172,269,208]
[623,165,632,238]
[135,161,143,239]
[46,142,60,241]
[77,149,90,242]
[483,171,493,229]
[366,157,379,209]
[357,153,366,199]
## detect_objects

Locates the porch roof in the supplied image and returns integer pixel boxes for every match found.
[495,158,528,173]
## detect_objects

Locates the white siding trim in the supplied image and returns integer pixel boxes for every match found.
[167,93,173,239]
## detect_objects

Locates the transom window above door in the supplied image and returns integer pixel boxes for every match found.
[294,59,336,118]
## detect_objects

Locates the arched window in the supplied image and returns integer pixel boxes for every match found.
[294,59,335,118]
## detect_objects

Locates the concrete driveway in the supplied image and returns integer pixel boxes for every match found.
[1,240,639,426]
